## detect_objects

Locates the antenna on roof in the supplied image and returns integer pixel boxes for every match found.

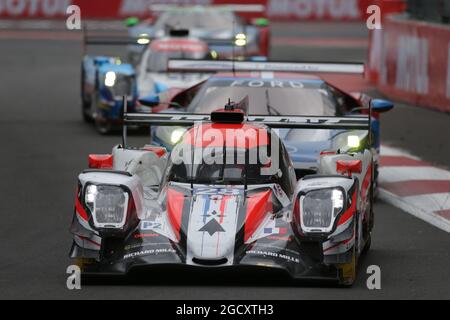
[232,19,236,75]
[122,95,128,149]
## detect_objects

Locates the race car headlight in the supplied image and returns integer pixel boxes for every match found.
[170,128,186,145]
[332,130,367,153]
[300,188,344,233]
[85,184,129,229]
[104,71,116,87]
[235,33,247,46]
[137,33,150,45]
[347,135,360,148]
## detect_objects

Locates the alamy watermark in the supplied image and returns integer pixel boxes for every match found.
[366,265,381,290]
[366,5,382,30]
[66,265,81,290]
[169,125,281,177]
[66,5,81,30]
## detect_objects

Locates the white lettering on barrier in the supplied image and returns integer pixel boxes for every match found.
[268,0,360,20]
[0,0,69,17]
[395,35,429,94]
[447,43,450,99]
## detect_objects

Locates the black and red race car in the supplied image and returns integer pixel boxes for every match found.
[70,98,374,286]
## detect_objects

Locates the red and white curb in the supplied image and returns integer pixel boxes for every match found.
[379,145,450,233]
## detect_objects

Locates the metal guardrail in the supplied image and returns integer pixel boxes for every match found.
[407,0,450,23]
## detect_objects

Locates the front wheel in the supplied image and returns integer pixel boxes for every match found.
[337,245,357,287]
[362,233,372,255]
[82,98,93,123]
[95,117,113,135]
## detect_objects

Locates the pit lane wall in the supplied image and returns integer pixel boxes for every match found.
[368,15,450,113]
[0,0,401,21]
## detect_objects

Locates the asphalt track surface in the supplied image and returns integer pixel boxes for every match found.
[0,22,449,299]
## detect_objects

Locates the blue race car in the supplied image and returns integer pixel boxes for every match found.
[141,60,393,191]
[81,30,212,134]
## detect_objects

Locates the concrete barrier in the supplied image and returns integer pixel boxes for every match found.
[369,15,450,112]
[0,0,403,21]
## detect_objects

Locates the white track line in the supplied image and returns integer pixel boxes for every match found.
[379,145,450,233]
[379,189,450,233]
[379,166,450,183]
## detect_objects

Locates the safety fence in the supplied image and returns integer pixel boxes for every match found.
[407,0,450,23]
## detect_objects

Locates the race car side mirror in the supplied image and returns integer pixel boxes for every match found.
[139,95,183,109]
[139,94,160,107]
[251,17,269,27]
[371,99,394,113]
[124,17,140,28]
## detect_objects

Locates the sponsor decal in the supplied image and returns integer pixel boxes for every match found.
[268,0,361,20]
[267,235,291,241]
[140,221,162,230]
[123,248,176,259]
[263,227,288,235]
[229,79,308,88]
[246,249,300,263]
[133,233,160,239]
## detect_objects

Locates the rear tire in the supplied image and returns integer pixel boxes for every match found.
[362,233,372,255]
[75,258,96,272]
[82,99,93,123]
[95,117,113,135]
[81,66,93,123]
[338,215,359,287]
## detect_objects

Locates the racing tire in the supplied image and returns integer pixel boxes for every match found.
[95,117,113,135]
[75,258,97,272]
[82,99,93,123]
[81,66,93,123]
[337,245,357,287]
[337,215,359,287]
[362,233,372,255]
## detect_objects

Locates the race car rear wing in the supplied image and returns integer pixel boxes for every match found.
[83,31,151,46]
[82,31,151,57]
[149,4,265,13]
[124,112,369,129]
[120,96,370,147]
[167,59,365,74]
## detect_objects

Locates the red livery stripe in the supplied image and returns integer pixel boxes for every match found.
[166,188,186,241]
[244,190,272,242]
[435,210,450,221]
[75,190,88,221]
[337,191,357,226]
[380,156,431,167]
[76,235,100,248]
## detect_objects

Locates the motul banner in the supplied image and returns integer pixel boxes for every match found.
[369,16,450,112]
[0,0,403,21]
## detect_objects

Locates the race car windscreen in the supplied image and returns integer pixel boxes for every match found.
[108,74,133,98]
[187,79,340,116]
[166,146,279,185]
[154,11,236,33]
